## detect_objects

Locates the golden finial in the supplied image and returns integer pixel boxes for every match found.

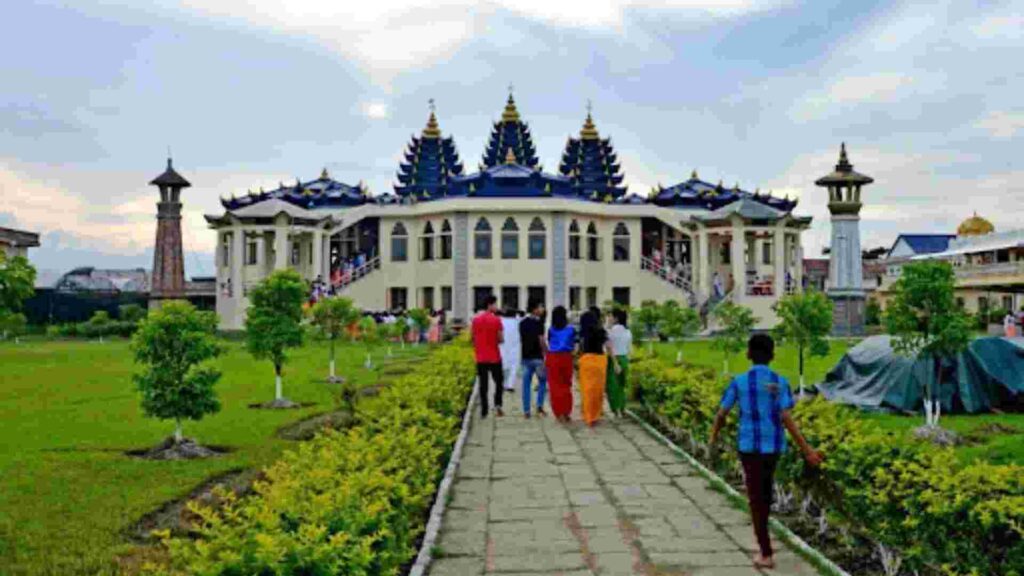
[501,86,520,123]
[422,99,441,139]
[504,148,518,164]
[580,100,599,141]
[320,167,329,179]
[691,169,698,179]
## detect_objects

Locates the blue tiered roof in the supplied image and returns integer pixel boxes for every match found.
[481,94,540,169]
[651,171,798,212]
[559,112,627,202]
[221,168,369,211]
[394,110,465,200]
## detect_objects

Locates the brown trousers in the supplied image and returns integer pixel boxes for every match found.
[740,452,779,558]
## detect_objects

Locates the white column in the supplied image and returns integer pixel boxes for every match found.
[256,232,266,269]
[321,232,332,281]
[697,226,710,300]
[312,230,324,282]
[231,227,244,299]
[730,218,746,301]
[274,226,288,270]
[794,230,805,292]
[774,224,786,297]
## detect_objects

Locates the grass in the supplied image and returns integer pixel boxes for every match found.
[650,339,1024,466]
[0,337,427,576]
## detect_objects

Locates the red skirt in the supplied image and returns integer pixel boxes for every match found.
[546,352,574,417]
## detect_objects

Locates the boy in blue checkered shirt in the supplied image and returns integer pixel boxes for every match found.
[710,334,823,569]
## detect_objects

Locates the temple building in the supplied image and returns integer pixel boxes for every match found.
[206,93,812,329]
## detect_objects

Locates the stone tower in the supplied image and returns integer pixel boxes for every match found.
[815,143,873,336]
[149,157,191,309]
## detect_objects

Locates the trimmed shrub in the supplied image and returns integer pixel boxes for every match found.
[630,351,1024,576]
[149,343,476,575]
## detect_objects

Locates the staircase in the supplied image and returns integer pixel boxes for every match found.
[333,255,381,292]
[640,255,694,296]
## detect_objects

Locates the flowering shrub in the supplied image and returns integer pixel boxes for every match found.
[630,351,1024,576]
[148,343,475,576]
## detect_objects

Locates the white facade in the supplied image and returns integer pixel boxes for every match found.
[207,197,810,330]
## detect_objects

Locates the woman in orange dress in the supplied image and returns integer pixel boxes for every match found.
[578,308,618,427]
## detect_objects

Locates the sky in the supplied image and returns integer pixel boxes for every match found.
[2,0,1023,280]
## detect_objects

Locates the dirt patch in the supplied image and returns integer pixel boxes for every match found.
[963,422,1021,445]
[125,438,230,460]
[128,467,262,542]
[276,410,355,441]
[247,399,316,410]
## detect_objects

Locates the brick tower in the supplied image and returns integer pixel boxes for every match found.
[149,157,191,309]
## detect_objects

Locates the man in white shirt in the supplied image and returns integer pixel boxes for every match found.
[499,309,521,391]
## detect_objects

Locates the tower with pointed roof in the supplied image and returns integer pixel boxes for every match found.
[395,102,464,199]
[558,105,627,201]
[815,143,874,335]
[149,157,191,309]
[481,91,539,169]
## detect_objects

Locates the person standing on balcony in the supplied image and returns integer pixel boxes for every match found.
[709,334,823,570]
[471,295,504,418]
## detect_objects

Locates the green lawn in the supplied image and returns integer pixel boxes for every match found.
[650,339,1024,465]
[0,338,427,576]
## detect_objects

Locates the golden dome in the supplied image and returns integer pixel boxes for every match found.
[957,212,994,237]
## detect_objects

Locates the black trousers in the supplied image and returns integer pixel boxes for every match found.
[476,362,504,416]
[740,452,780,558]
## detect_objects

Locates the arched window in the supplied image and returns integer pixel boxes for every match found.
[501,217,519,259]
[528,217,546,259]
[612,222,629,262]
[474,217,492,259]
[420,221,435,261]
[439,219,452,260]
[568,219,581,260]
[391,222,408,262]
[586,222,600,262]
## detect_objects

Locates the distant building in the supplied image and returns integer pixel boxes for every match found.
[54,267,150,293]
[0,226,40,259]
[886,234,956,259]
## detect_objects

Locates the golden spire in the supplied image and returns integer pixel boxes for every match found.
[691,169,698,179]
[580,99,599,141]
[320,167,329,179]
[422,98,441,139]
[501,85,521,123]
[504,147,518,164]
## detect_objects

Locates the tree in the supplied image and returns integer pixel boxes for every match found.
[632,300,662,354]
[131,301,221,443]
[657,300,701,364]
[712,301,758,375]
[83,310,113,342]
[884,260,972,427]
[357,316,379,368]
[0,312,26,343]
[773,290,833,397]
[245,270,306,407]
[865,298,882,326]
[119,303,147,324]
[0,253,35,342]
[407,308,430,345]
[310,297,360,382]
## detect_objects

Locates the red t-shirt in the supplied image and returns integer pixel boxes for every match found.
[471,311,503,363]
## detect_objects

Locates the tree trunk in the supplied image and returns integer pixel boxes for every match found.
[647,339,654,354]
[275,365,283,400]
[329,338,336,378]
[676,348,683,364]
[723,357,729,376]
[932,356,943,427]
[174,420,183,444]
[798,347,806,398]
[365,352,373,369]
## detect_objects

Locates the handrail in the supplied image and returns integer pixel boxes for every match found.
[639,255,693,292]
[333,255,381,290]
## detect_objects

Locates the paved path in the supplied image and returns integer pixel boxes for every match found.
[430,381,821,576]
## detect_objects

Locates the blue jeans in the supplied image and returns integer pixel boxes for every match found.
[521,358,548,414]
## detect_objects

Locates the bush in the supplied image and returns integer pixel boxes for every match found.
[150,342,476,575]
[630,352,1024,576]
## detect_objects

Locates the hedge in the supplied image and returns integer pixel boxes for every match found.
[630,352,1024,576]
[147,342,476,575]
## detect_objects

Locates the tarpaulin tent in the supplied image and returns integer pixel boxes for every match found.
[818,336,1024,413]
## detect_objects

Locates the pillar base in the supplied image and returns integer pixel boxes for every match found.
[828,290,866,336]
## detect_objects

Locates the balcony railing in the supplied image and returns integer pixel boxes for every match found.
[954,260,1024,278]
[640,255,692,292]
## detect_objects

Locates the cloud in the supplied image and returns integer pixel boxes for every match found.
[974,110,1024,139]
[175,0,788,84]
[361,102,390,120]
[970,14,1024,40]
[826,73,915,104]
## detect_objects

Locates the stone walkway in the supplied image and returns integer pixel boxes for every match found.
[430,380,821,576]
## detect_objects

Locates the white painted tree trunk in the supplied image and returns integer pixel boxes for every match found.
[924,398,933,427]
[174,421,183,443]
[329,359,336,379]
[723,359,729,376]
[675,349,683,364]
[799,374,806,399]
[365,352,373,369]
[275,374,283,400]
[932,400,941,426]
[387,346,393,357]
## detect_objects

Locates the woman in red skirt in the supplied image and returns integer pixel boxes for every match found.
[545,306,577,422]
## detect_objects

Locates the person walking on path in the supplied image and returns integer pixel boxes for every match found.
[606,309,632,418]
[500,308,521,392]
[579,308,617,427]
[518,299,548,418]
[709,334,824,569]
[545,305,576,423]
[471,296,504,418]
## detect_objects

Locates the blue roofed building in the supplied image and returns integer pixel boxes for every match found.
[886,234,956,259]
[205,91,813,330]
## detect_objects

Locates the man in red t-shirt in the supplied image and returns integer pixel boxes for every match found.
[471,295,504,417]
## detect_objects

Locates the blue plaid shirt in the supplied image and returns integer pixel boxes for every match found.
[719,365,795,454]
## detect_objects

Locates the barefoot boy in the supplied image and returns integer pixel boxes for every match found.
[709,334,823,569]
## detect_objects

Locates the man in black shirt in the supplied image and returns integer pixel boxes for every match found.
[518,299,548,418]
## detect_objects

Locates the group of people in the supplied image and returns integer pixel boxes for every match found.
[471,295,825,570]
[470,296,633,427]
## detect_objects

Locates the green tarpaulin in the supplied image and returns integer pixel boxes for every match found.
[818,336,1024,413]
